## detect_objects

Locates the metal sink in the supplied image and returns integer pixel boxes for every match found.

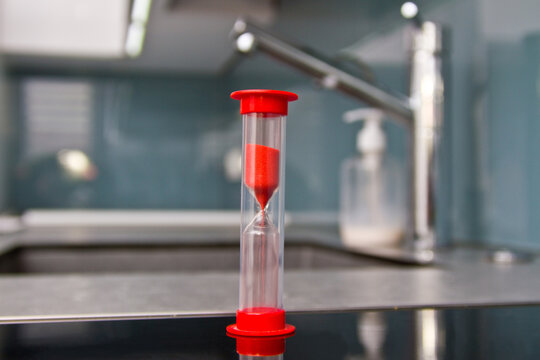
[0,242,406,274]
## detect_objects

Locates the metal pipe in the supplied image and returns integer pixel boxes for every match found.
[231,19,413,125]
[408,22,444,250]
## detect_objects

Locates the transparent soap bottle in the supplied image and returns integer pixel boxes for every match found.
[340,108,406,248]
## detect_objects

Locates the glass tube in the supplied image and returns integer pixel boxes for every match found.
[239,112,286,314]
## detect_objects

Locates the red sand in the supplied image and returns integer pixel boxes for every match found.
[244,144,280,208]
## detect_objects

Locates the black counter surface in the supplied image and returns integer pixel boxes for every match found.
[1,305,539,359]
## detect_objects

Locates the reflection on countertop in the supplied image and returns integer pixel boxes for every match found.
[1,306,540,359]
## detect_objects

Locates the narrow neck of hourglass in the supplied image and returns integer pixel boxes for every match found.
[248,209,274,228]
[241,112,285,238]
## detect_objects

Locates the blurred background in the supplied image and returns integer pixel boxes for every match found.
[0,0,538,250]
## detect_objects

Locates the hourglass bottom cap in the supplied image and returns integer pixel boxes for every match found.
[227,308,295,337]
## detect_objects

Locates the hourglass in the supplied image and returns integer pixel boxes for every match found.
[227,89,298,337]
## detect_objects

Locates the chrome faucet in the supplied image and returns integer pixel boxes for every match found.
[230,17,445,257]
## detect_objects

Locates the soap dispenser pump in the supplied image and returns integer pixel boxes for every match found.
[340,108,406,248]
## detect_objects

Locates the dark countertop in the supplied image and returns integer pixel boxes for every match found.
[1,306,540,359]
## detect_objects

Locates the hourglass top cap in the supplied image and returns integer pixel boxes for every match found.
[231,89,298,115]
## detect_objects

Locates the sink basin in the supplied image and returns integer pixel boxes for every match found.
[0,242,405,274]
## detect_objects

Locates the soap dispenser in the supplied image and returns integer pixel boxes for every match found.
[340,108,406,248]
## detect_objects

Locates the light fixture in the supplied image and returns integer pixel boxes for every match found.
[125,0,152,58]
[125,22,146,57]
[131,0,152,23]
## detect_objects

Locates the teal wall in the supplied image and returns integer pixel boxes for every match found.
[480,34,540,249]
[3,0,540,249]
[10,73,235,209]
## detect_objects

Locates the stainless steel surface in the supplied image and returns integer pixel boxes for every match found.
[7,215,435,265]
[341,245,435,265]
[409,22,444,251]
[1,223,537,324]
[0,247,539,324]
[0,242,398,274]
[230,18,445,254]
[487,248,535,265]
[21,210,244,227]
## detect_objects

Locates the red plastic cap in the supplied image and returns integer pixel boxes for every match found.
[231,89,298,115]
[234,336,287,356]
[227,308,295,337]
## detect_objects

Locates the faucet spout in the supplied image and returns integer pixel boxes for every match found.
[231,18,446,254]
[231,19,413,126]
